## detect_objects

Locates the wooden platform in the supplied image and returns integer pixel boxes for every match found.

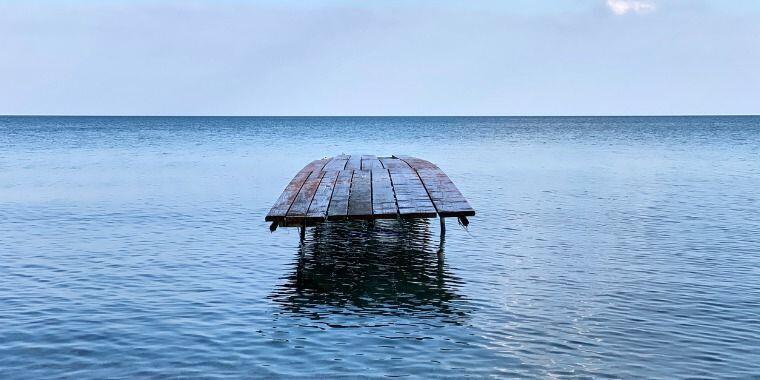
[266,155,475,228]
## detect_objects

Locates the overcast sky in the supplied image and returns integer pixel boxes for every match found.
[1,0,758,116]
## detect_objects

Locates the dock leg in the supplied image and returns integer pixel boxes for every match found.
[299,225,306,243]
[296,244,305,288]
[437,219,445,263]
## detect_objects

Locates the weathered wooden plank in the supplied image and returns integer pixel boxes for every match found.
[305,170,340,222]
[347,170,372,218]
[265,158,330,222]
[301,158,332,173]
[286,171,326,222]
[344,155,362,171]
[395,155,475,217]
[379,157,414,172]
[361,155,384,171]
[265,170,311,222]
[371,169,398,218]
[416,168,475,216]
[267,155,475,227]
[417,167,475,216]
[388,169,437,218]
[323,155,349,171]
[393,155,438,170]
[327,170,353,220]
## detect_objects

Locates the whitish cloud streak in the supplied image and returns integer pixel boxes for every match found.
[606,0,656,15]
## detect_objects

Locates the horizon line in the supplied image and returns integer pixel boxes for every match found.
[2,114,759,118]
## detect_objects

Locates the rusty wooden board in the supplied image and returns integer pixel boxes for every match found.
[371,169,398,218]
[323,155,349,171]
[344,155,362,171]
[347,170,372,218]
[265,158,329,222]
[361,155,384,171]
[286,170,325,222]
[379,157,414,172]
[388,168,437,218]
[305,170,340,223]
[265,155,475,226]
[327,170,353,221]
[394,155,475,217]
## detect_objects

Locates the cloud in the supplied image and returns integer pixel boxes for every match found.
[606,0,656,15]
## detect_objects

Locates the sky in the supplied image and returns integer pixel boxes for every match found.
[0,0,758,116]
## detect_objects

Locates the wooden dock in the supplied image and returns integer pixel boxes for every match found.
[266,155,475,234]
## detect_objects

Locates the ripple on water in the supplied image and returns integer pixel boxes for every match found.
[2,116,760,378]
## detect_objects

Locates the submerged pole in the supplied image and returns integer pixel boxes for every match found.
[299,225,306,242]
[437,217,446,264]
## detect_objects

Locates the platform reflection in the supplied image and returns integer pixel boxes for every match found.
[270,219,467,324]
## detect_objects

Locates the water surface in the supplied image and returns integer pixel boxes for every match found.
[1,116,759,378]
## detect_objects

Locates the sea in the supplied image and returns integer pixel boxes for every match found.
[1,116,759,378]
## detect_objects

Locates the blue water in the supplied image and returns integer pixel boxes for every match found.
[1,116,759,379]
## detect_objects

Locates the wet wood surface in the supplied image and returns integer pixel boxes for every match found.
[394,155,476,217]
[286,171,324,221]
[347,170,372,218]
[326,170,353,221]
[361,155,384,171]
[265,159,329,222]
[305,170,340,222]
[371,169,398,218]
[266,155,475,225]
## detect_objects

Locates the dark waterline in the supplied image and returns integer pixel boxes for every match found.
[1,116,759,378]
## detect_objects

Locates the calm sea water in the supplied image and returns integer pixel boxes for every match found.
[1,116,759,379]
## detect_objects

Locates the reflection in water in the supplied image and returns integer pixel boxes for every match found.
[270,219,467,324]
[5,117,760,377]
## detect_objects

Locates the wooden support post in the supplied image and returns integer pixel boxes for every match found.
[299,225,306,242]
[437,217,445,263]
